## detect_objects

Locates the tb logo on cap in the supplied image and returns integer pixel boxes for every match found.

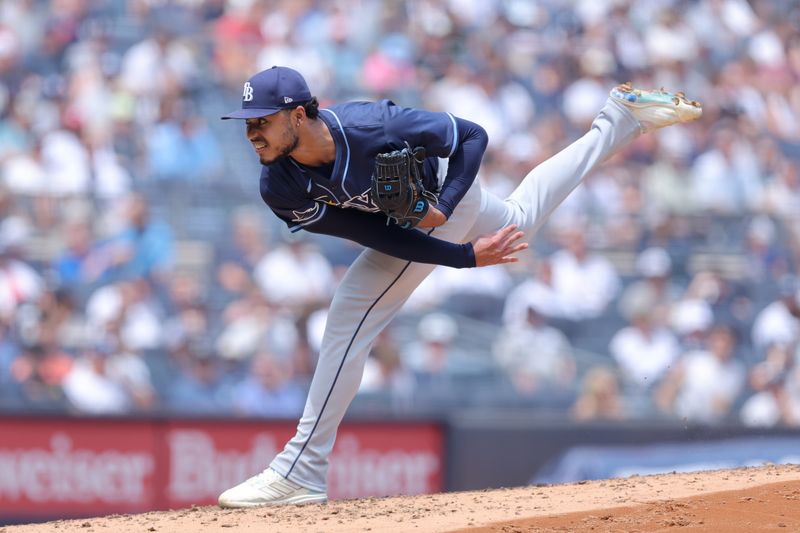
[242,82,254,102]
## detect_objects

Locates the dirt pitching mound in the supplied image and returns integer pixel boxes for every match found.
[5,464,800,533]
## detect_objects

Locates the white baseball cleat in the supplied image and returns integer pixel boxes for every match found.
[610,82,702,132]
[218,468,327,508]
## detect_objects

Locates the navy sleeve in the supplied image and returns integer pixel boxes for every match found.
[383,105,488,219]
[436,117,488,218]
[302,206,476,268]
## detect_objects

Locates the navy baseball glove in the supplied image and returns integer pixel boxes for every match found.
[371,143,438,229]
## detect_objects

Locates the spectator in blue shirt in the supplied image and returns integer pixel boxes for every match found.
[232,351,305,418]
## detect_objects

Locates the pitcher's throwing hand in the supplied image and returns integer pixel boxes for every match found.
[473,225,527,267]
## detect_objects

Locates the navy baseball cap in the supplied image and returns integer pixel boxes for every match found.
[221,66,312,120]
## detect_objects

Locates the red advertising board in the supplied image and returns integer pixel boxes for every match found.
[0,418,159,516]
[162,420,443,506]
[0,417,443,521]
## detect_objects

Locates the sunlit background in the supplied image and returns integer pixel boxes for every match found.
[1,0,799,524]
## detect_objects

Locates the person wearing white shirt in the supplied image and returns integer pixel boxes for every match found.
[752,286,800,351]
[657,325,746,424]
[549,222,620,320]
[609,283,680,389]
[502,258,564,326]
[254,239,335,310]
[63,344,154,414]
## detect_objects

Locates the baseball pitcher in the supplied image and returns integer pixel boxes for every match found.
[217,66,701,507]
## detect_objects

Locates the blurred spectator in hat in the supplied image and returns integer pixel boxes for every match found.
[609,283,681,390]
[493,300,575,397]
[571,366,626,422]
[231,350,305,418]
[655,324,746,424]
[752,276,800,352]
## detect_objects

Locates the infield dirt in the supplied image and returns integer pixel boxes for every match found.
[5,464,800,532]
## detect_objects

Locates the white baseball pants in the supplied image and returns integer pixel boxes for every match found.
[270,98,642,492]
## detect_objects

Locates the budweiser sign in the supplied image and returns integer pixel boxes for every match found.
[0,417,444,520]
[167,430,279,502]
[0,418,158,517]
[163,422,443,505]
[0,433,153,504]
[329,433,441,498]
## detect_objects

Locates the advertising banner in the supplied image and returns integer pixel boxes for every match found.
[0,419,158,517]
[162,421,443,507]
[0,417,443,522]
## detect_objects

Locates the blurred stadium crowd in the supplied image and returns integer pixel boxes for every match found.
[1,0,800,427]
